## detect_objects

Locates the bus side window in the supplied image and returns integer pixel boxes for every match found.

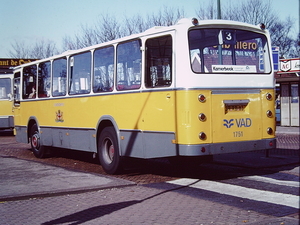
[23,65,37,99]
[93,46,114,93]
[117,40,141,91]
[145,35,172,88]
[69,52,91,95]
[0,78,11,99]
[52,58,67,97]
[38,61,51,98]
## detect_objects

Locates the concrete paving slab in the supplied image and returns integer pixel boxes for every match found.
[0,156,135,201]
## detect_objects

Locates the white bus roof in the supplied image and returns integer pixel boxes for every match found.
[13,18,268,70]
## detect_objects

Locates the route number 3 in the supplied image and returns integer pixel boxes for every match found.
[224,31,232,41]
[219,30,236,44]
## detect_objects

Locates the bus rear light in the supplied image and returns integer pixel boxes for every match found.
[269,141,273,147]
[198,113,206,121]
[266,93,273,100]
[192,18,199,26]
[198,94,206,103]
[259,23,266,30]
[266,110,273,118]
[199,132,207,140]
[267,127,273,135]
[201,147,206,153]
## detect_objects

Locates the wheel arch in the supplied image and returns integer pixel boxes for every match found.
[96,116,122,155]
[27,116,39,142]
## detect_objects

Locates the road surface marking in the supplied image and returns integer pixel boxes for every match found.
[167,178,299,209]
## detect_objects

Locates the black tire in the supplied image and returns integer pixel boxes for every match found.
[30,124,46,158]
[98,127,122,174]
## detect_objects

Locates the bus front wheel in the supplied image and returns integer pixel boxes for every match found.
[98,127,122,174]
[30,124,46,158]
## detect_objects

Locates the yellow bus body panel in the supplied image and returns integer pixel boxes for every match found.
[0,100,13,117]
[175,89,275,145]
[176,90,212,144]
[17,90,176,133]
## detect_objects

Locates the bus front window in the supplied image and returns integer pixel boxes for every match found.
[188,28,271,74]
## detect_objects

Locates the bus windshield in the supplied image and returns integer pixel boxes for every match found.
[188,28,271,74]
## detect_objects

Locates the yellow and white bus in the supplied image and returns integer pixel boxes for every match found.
[0,73,14,131]
[13,18,276,174]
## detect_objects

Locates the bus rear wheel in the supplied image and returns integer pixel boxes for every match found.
[98,127,122,174]
[30,124,46,158]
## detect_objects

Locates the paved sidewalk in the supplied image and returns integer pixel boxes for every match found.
[276,126,300,135]
[0,156,135,202]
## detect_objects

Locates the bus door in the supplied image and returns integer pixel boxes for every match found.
[140,34,176,158]
[12,71,22,138]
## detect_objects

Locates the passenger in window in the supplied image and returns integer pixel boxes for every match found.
[28,86,36,98]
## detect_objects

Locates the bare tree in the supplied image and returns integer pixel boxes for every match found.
[9,39,58,59]
[123,14,146,36]
[94,14,123,43]
[196,1,217,20]
[292,33,300,58]
[62,6,185,51]
[31,39,58,58]
[269,17,296,58]
[195,0,298,58]
[62,14,123,51]
[228,0,276,26]
[62,35,78,51]
[146,5,185,27]
[8,40,31,58]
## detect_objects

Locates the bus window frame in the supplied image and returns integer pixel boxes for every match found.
[52,57,67,97]
[116,39,142,91]
[145,34,173,88]
[38,61,51,98]
[0,77,12,100]
[22,64,37,100]
[69,51,92,95]
[188,28,272,75]
[93,46,115,93]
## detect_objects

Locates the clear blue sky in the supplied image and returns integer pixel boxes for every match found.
[0,0,299,58]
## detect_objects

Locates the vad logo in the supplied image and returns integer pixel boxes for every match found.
[223,119,234,128]
[236,118,252,127]
[223,118,252,128]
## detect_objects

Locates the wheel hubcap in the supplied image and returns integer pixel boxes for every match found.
[103,138,114,164]
[108,145,114,161]
[32,133,40,149]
